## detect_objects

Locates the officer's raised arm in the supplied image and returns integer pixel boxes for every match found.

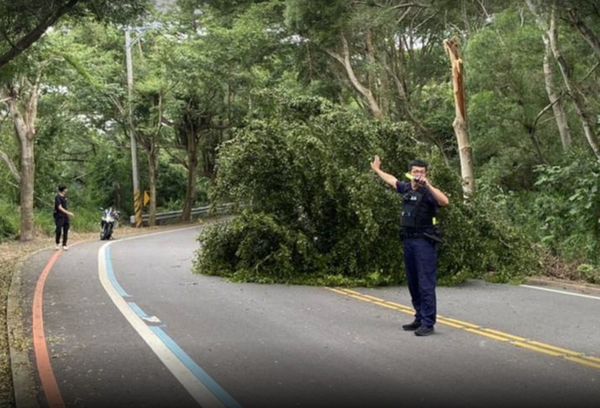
[371,155,398,188]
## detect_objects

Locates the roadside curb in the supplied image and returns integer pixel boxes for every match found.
[7,247,45,408]
[525,276,600,297]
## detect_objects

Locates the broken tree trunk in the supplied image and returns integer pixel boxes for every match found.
[444,38,475,199]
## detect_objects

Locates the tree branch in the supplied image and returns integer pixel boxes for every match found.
[567,8,600,59]
[531,91,567,131]
[56,158,87,162]
[0,0,80,70]
[396,7,413,25]
[26,71,43,138]
[0,149,20,182]
[353,1,428,10]
[324,35,384,120]
[163,146,187,167]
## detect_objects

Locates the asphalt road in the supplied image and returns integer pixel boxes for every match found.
[18,225,600,408]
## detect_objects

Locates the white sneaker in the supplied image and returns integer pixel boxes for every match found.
[55,244,61,250]
[62,246,69,251]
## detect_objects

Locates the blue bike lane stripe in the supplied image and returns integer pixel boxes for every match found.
[105,246,130,297]
[127,302,150,319]
[149,326,241,408]
[99,239,241,408]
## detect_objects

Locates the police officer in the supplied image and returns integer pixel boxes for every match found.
[371,156,449,336]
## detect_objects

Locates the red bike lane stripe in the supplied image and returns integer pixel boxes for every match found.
[32,250,66,408]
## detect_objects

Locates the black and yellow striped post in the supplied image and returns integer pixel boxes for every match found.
[133,190,143,228]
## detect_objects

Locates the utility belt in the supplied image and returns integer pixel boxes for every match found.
[401,227,443,244]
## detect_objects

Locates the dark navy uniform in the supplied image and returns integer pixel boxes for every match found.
[396,180,440,329]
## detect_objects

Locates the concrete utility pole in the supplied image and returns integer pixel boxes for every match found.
[125,28,143,227]
[125,23,162,226]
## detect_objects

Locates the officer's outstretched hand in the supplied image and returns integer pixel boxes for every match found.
[371,155,381,172]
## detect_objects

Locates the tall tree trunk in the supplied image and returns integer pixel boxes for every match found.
[182,130,199,222]
[3,78,40,241]
[147,147,158,226]
[542,37,572,151]
[547,9,600,161]
[19,137,35,241]
[444,38,475,198]
[182,146,198,222]
[530,0,572,151]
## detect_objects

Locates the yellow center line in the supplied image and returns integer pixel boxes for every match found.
[340,288,363,296]
[465,328,509,342]
[438,316,480,329]
[479,328,526,342]
[328,288,350,296]
[564,356,600,370]
[336,289,415,313]
[356,293,388,302]
[526,341,583,357]
[435,319,464,329]
[327,287,600,371]
[513,341,563,357]
[377,301,414,313]
[372,301,406,312]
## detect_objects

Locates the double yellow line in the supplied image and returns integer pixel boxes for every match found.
[328,287,600,371]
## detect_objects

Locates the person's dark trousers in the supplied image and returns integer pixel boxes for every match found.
[55,217,70,246]
[403,238,438,328]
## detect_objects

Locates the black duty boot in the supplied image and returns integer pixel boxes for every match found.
[402,321,421,331]
[414,326,434,336]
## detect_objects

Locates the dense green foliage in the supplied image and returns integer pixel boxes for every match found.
[531,158,600,264]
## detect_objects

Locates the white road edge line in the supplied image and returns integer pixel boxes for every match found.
[115,224,203,243]
[98,241,225,408]
[520,284,600,301]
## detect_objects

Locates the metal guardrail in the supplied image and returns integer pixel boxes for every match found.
[129,203,235,226]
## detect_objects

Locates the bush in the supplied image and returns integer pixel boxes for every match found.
[0,200,19,241]
[577,264,600,284]
[196,211,319,283]
[530,159,600,264]
[439,195,540,284]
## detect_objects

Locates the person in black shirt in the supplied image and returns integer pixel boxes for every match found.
[371,156,449,336]
[54,185,74,250]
